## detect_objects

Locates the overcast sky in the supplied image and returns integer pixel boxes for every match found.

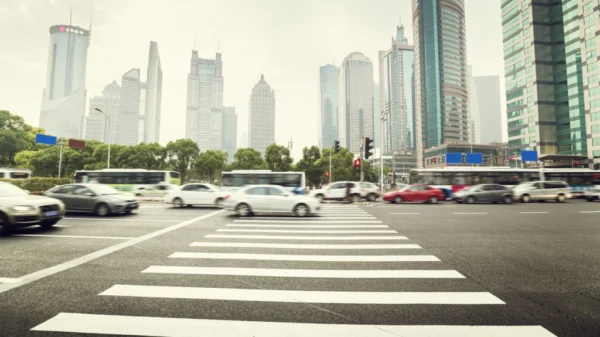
[0,0,506,160]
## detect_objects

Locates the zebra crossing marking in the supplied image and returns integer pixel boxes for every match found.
[204,234,407,240]
[169,252,441,262]
[190,242,422,249]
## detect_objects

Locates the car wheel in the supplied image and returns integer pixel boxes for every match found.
[466,196,476,204]
[351,194,361,203]
[124,210,133,215]
[0,213,11,235]
[236,203,251,217]
[429,196,439,204]
[586,197,596,202]
[503,196,513,204]
[394,196,403,204]
[556,194,566,203]
[294,203,309,217]
[40,219,59,229]
[521,195,530,203]
[215,198,224,208]
[315,194,324,203]
[94,203,110,217]
[172,197,184,208]
[367,193,377,202]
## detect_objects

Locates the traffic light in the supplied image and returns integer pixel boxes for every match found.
[364,137,374,159]
[325,171,330,177]
[334,140,340,154]
[354,158,361,171]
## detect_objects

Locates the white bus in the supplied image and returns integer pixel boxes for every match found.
[0,168,32,179]
[221,170,307,194]
[73,169,181,193]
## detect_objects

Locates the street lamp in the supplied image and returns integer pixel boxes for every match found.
[94,108,111,169]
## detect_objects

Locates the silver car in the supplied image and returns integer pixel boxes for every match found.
[0,181,65,233]
[223,185,321,217]
[453,184,514,204]
[44,184,139,216]
[513,181,572,203]
[584,187,600,202]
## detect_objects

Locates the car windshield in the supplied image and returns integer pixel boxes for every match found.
[88,184,120,195]
[0,183,28,197]
[399,185,412,192]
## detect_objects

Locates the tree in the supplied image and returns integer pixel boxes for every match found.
[194,150,227,183]
[229,148,264,170]
[296,146,324,187]
[0,110,33,167]
[165,139,200,184]
[117,143,166,170]
[264,143,293,171]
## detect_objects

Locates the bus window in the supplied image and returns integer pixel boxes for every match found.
[0,172,4,178]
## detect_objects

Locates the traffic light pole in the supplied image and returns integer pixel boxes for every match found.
[360,135,364,183]
[58,140,64,178]
[329,147,332,185]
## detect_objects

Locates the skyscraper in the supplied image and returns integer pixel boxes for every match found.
[222,107,237,162]
[379,24,416,156]
[186,51,224,150]
[114,68,142,146]
[413,0,469,167]
[39,24,90,138]
[474,75,502,144]
[319,64,338,150]
[338,52,374,154]
[85,81,120,143]
[248,75,275,155]
[373,81,380,145]
[144,41,162,144]
[501,0,600,168]
[468,65,480,144]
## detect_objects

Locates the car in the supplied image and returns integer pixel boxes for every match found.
[359,182,381,201]
[0,181,65,233]
[222,185,321,217]
[43,184,138,216]
[134,184,178,198]
[382,184,445,204]
[513,181,571,203]
[163,183,231,208]
[309,181,372,202]
[452,184,514,204]
[584,187,600,202]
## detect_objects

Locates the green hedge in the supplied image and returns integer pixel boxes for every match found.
[0,177,73,193]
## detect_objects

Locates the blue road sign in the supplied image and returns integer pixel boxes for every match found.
[35,134,57,145]
[446,153,462,164]
[466,153,483,165]
[521,150,538,162]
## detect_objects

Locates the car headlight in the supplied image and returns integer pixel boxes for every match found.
[12,205,35,211]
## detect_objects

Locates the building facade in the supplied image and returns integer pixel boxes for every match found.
[423,142,506,168]
[319,64,338,150]
[186,51,224,150]
[501,0,600,168]
[413,0,470,167]
[379,24,416,157]
[338,52,374,154]
[39,25,90,139]
[222,106,237,162]
[144,41,162,144]
[85,81,120,143]
[474,75,503,144]
[114,69,143,146]
[248,75,276,155]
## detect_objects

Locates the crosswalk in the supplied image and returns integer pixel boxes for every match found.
[31,204,557,336]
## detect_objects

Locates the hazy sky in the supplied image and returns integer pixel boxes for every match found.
[0,0,506,160]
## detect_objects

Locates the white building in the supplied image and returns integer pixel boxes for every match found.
[319,64,338,150]
[222,106,237,162]
[338,52,374,154]
[248,75,275,155]
[186,51,224,150]
[468,65,480,143]
[39,24,90,139]
[144,41,162,144]
[473,75,502,144]
[85,81,120,143]
[114,69,143,146]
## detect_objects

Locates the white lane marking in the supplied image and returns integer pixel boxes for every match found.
[233,220,383,224]
[580,211,600,213]
[0,210,224,294]
[142,266,465,278]
[102,285,501,304]
[216,229,397,234]
[204,234,407,241]
[13,234,134,240]
[32,313,558,337]
[519,212,549,214]
[249,217,376,220]
[169,252,440,262]
[226,224,389,228]
[0,277,20,284]
[453,212,488,215]
[53,224,70,228]
[138,205,169,209]
[389,212,421,215]
[63,218,180,222]
[190,242,421,249]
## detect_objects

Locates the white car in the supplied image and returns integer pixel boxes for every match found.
[134,184,178,198]
[223,185,321,217]
[309,181,380,202]
[584,187,600,202]
[163,183,230,208]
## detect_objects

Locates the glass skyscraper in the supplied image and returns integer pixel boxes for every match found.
[319,64,338,150]
[413,0,470,167]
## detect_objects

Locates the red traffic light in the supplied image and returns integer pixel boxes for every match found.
[354,158,361,171]
[325,171,330,177]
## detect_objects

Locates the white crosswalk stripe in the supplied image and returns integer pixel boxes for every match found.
[31,204,557,336]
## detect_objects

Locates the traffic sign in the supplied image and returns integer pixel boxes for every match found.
[466,153,483,165]
[521,150,538,162]
[446,153,462,164]
[35,134,57,146]
[68,139,86,149]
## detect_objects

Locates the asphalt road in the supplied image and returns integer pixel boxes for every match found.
[0,199,598,336]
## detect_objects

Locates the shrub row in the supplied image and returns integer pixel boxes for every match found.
[0,177,73,193]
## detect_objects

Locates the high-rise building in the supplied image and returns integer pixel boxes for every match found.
[373,81,380,145]
[379,24,416,156]
[39,24,90,139]
[222,106,237,162]
[114,68,142,146]
[239,131,249,149]
[186,51,224,150]
[248,75,276,155]
[338,52,374,154]
[501,0,600,168]
[144,41,162,144]
[85,81,120,143]
[413,0,469,167]
[467,65,480,144]
[474,75,502,144]
[319,64,338,150]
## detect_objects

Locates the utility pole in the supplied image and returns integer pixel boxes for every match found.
[58,139,64,178]
[329,146,332,185]
[380,109,385,191]
[360,135,364,183]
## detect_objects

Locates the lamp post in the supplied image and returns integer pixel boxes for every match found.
[94,108,111,169]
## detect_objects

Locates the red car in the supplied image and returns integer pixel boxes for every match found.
[382,184,445,204]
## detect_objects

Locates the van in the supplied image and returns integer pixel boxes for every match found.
[513,181,571,203]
